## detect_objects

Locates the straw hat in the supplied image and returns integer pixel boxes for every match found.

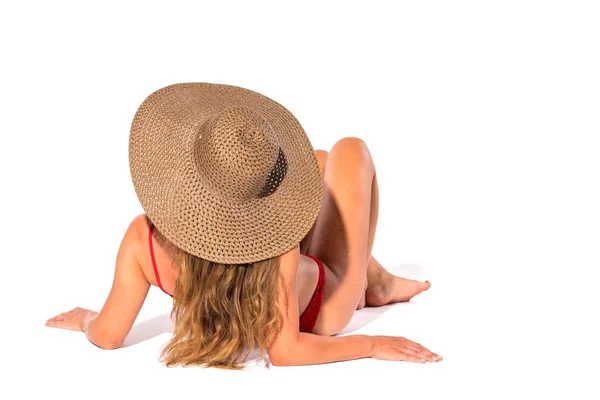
[129,82,323,264]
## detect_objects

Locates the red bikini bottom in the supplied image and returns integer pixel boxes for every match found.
[298,254,326,334]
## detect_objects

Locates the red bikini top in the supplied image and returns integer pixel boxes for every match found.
[149,223,173,297]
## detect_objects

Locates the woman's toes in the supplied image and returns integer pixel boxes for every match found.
[365,275,432,307]
[406,280,430,297]
[389,277,430,303]
[418,280,431,292]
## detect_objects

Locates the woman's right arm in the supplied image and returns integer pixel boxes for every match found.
[267,245,441,366]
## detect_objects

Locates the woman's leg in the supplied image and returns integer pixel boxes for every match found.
[355,167,380,309]
[360,160,430,306]
[307,139,431,334]
[302,147,381,309]
[365,255,431,306]
[306,137,377,334]
[299,150,329,255]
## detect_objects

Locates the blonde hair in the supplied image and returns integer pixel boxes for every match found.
[159,245,282,369]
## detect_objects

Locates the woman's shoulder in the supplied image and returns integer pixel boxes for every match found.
[121,213,162,264]
[122,214,168,284]
[278,244,300,276]
[116,214,150,262]
[128,213,166,248]
[127,213,151,245]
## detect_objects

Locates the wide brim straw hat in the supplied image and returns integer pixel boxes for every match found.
[129,82,323,264]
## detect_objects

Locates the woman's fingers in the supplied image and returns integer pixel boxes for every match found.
[390,337,442,362]
[45,307,91,331]
[403,339,442,361]
[372,336,442,363]
[401,344,438,362]
[400,353,427,363]
[45,316,65,327]
[399,347,426,362]
[409,345,440,361]
[46,314,64,322]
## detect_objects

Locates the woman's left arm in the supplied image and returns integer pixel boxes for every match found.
[45,215,150,349]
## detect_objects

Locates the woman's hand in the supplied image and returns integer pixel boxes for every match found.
[45,307,98,332]
[371,336,442,363]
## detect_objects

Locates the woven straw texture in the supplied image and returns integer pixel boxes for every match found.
[129,82,323,264]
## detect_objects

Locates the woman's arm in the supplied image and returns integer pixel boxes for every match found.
[46,215,151,349]
[267,245,372,364]
[267,245,441,366]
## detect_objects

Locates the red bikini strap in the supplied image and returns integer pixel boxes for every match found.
[149,223,173,297]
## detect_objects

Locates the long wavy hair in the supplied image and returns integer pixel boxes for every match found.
[158,239,283,369]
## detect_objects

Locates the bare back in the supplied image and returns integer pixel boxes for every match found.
[134,214,322,316]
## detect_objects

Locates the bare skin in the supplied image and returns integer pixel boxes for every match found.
[295,138,430,335]
[302,145,431,315]
[46,137,440,364]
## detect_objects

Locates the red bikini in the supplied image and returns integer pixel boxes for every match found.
[149,223,325,334]
[298,254,325,334]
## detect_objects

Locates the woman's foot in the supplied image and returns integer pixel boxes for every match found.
[364,256,431,307]
[365,275,431,306]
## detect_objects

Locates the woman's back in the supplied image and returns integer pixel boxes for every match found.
[135,214,322,318]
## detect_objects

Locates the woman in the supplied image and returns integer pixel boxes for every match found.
[46,83,441,368]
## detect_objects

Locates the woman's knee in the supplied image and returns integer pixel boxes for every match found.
[315,149,329,159]
[313,310,354,336]
[314,285,365,335]
[314,149,329,177]
[330,137,373,167]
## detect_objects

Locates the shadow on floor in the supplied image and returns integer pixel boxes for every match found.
[122,313,174,347]
[337,263,424,335]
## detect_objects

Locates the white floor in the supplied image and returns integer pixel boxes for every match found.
[2,1,599,399]
[14,235,600,399]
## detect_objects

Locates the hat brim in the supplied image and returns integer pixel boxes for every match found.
[129,82,323,263]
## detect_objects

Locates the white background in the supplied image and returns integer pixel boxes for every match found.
[1,1,599,398]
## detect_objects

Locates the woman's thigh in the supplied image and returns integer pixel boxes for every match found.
[299,149,329,255]
[307,138,376,335]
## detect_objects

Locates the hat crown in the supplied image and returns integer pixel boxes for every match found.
[129,82,323,263]
[193,105,286,201]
